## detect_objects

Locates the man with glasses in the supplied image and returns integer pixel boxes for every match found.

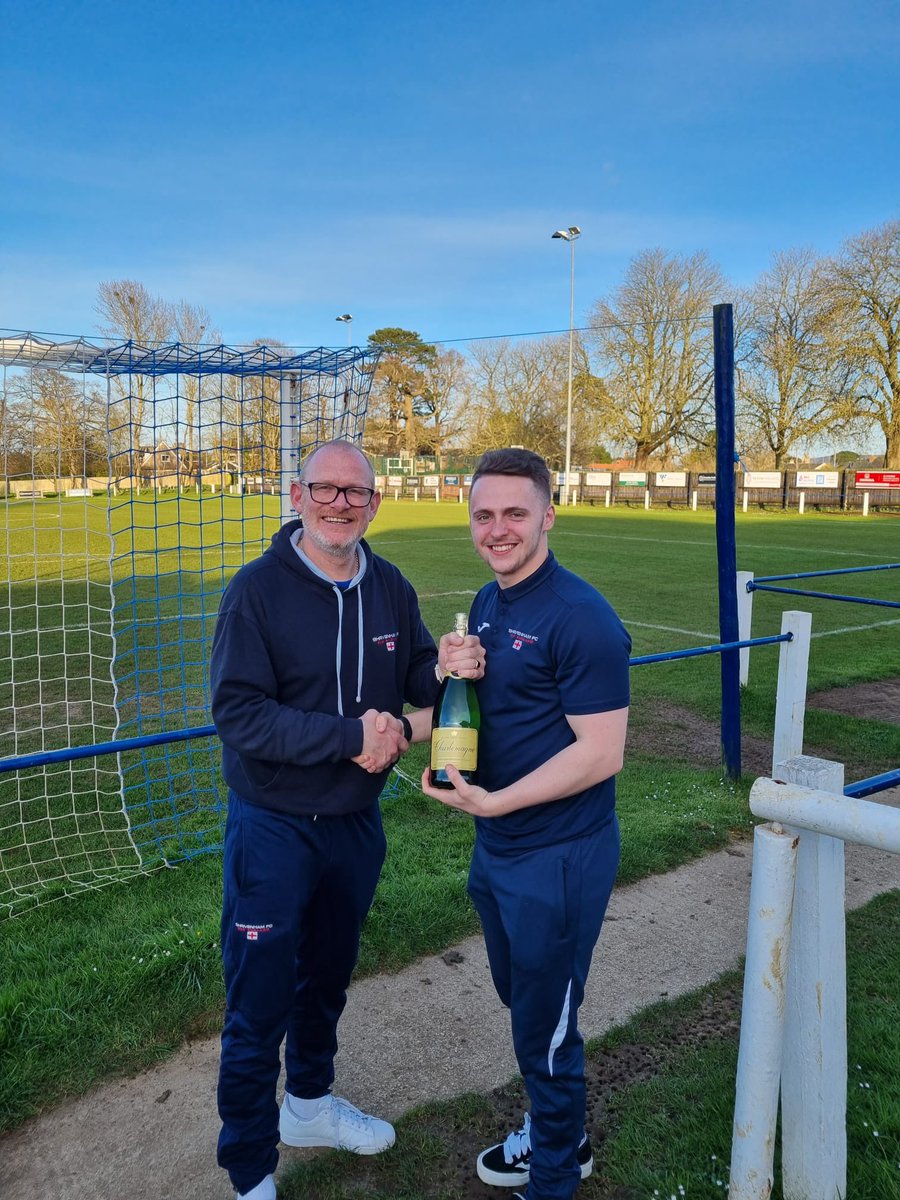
[211,439,483,1200]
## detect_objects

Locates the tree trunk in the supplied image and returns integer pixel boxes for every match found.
[633,442,651,469]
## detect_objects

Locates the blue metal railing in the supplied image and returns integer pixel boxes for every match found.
[843,769,900,799]
[746,562,900,609]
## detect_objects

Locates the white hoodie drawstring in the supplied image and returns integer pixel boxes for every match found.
[356,583,364,704]
[292,533,366,714]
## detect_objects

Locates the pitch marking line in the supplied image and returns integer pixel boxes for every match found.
[812,617,900,638]
[554,530,895,559]
[624,620,718,640]
[421,589,478,598]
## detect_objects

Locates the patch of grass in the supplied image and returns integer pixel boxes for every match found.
[0,853,224,1131]
[598,890,900,1200]
[617,758,753,880]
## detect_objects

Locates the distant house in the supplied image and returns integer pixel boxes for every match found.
[138,442,190,483]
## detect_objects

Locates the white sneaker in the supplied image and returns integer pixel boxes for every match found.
[236,1174,276,1200]
[279,1093,395,1155]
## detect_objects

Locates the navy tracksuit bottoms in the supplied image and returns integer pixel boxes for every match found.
[217,791,386,1194]
[468,816,620,1200]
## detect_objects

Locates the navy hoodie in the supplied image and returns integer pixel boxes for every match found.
[210,520,440,816]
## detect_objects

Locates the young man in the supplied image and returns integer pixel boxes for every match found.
[211,440,481,1200]
[422,448,630,1200]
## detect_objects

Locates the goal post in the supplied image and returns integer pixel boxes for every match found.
[0,332,378,915]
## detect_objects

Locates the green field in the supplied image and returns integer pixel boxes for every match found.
[0,498,897,1132]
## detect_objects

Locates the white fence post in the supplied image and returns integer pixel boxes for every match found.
[605,488,611,507]
[739,775,900,1200]
[736,571,754,687]
[742,491,749,512]
[771,611,812,774]
[772,756,847,1200]
[644,490,651,510]
[729,824,798,1200]
[691,490,698,511]
[798,490,805,514]
[862,491,870,516]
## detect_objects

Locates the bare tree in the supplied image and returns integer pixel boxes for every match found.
[171,301,220,483]
[8,370,106,487]
[739,249,857,467]
[588,249,726,467]
[95,280,174,477]
[419,347,469,459]
[823,219,900,467]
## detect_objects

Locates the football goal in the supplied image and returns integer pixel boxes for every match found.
[0,332,378,915]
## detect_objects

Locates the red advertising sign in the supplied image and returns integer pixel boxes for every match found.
[855,471,900,489]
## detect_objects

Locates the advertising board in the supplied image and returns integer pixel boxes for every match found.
[855,471,900,489]
[743,472,782,489]
[796,471,839,488]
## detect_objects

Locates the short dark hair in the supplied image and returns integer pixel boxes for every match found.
[471,448,552,504]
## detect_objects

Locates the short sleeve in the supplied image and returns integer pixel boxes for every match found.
[553,598,631,715]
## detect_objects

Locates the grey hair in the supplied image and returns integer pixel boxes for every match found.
[297,439,374,486]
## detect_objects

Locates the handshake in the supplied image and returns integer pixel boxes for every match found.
[351,632,485,774]
[352,709,410,774]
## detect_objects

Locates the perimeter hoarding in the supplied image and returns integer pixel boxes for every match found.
[855,471,900,488]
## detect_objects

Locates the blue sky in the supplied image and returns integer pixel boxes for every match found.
[2,0,898,350]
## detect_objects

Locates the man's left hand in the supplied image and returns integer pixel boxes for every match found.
[420,764,494,815]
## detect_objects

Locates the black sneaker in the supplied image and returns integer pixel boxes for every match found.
[476,1112,593,1187]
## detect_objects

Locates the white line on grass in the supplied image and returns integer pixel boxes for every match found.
[811,617,900,639]
[623,620,719,640]
[553,530,895,559]
[420,589,478,598]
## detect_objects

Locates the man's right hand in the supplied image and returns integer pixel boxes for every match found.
[353,709,407,773]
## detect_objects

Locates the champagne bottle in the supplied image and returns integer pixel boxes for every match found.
[429,612,480,790]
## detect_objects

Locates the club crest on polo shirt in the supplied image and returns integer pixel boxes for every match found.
[372,631,399,652]
[235,922,273,941]
[508,627,539,651]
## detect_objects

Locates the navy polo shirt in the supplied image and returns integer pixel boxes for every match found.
[470,551,631,853]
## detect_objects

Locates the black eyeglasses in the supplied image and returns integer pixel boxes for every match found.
[301,481,375,507]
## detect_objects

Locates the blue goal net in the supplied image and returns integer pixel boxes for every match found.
[0,333,378,914]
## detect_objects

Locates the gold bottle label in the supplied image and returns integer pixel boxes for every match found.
[430,728,478,771]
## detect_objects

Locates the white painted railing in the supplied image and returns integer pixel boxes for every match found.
[729,758,900,1199]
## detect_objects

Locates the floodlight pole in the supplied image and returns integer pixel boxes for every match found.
[336,313,353,346]
[552,227,581,506]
